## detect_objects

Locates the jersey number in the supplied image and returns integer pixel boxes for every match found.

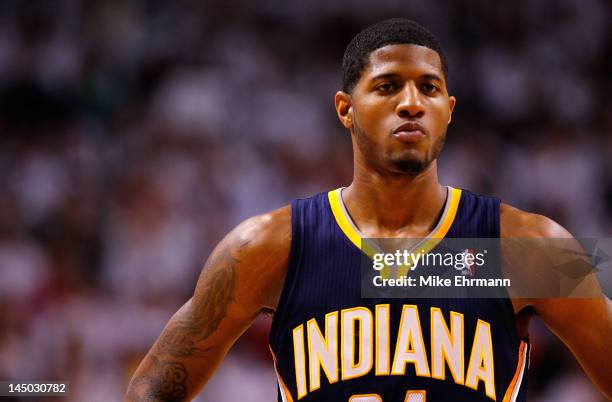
[349,390,426,402]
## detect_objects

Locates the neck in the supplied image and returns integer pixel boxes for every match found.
[342,161,447,237]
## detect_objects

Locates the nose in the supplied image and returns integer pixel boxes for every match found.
[395,82,424,118]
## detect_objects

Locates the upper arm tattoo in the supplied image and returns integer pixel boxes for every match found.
[156,241,243,357]
[126,241,247,401]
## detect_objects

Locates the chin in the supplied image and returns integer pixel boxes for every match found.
[386,148,431,173]
[390,158,430,174]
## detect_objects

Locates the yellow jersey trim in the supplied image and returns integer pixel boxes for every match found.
[270,346,295,402]
[502,340,528,402]
[327,186,462,265]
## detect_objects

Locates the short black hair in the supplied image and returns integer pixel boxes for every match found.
[341,18,448,93]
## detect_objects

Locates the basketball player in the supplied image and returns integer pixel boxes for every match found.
[125,19,612,401]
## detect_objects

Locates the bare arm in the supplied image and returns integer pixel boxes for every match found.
[124,206,291,401]
[501,204,612,399]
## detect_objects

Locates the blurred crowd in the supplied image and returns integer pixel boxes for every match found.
[0,1,610,401]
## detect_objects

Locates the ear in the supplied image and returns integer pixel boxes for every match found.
[447,95,456,124]
[334,91,353,129]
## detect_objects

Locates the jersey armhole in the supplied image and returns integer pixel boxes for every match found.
[491,196,530,347]
[269,199,305,350]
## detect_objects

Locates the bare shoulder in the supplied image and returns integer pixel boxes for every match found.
[124,206,292,401]
[498,208,612,399]
[227,204,292,256]
[499,203,578,313]
[156,205,292,359]
[499,203,606,309]
[500,203,571,238]
[197,204,292,312]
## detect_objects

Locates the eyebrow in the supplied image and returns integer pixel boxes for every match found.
[370,73,400,81]
[421,74,443,82]
[370,72,443,82]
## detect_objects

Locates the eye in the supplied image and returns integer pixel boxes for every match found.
[376,82,396,93]
[421,83,439,94]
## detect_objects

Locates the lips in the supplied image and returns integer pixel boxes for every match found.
[392,122,428,143]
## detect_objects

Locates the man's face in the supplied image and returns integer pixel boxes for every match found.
[336,44,456,175]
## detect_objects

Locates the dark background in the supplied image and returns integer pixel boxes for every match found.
[0,0,610,400]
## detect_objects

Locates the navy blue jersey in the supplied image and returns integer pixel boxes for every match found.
[270,187,529,402]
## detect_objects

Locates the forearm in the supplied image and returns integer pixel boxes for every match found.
[125,354,191,402]
[535,297,612,400]
[124,301,230,401]
[124,349,229,402]
[565,298,612,399]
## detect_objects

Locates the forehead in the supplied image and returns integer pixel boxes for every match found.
[363,43,444,79]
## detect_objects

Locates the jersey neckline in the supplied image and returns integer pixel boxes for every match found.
[327,186,462,260]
